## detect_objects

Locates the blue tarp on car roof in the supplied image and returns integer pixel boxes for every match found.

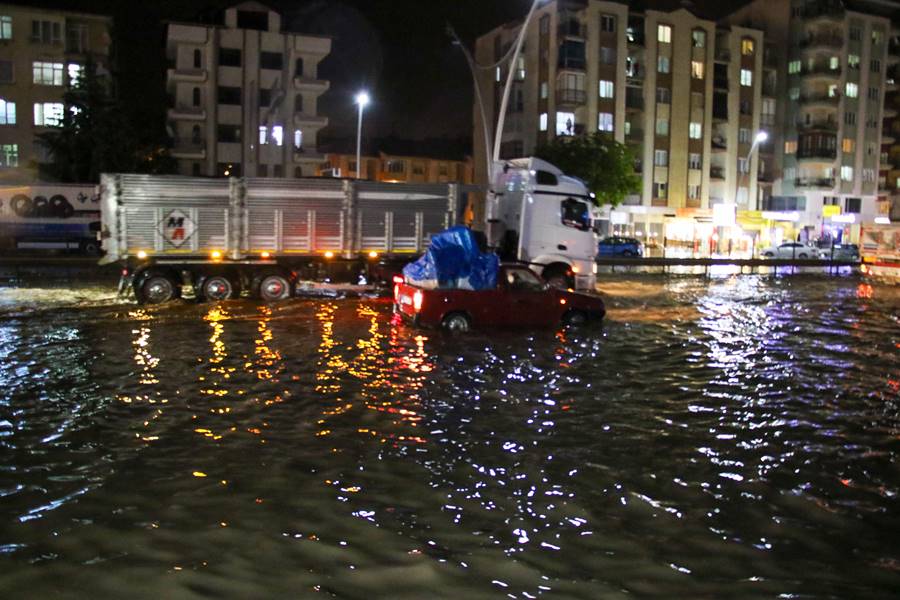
[402,225,499,291]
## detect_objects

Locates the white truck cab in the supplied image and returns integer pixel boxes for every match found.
[486,157,597,290]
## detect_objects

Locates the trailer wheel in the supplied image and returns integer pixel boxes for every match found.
[134,269,181,305]
[197,274,239,302]
[442,312,471,333]
[255,272,292,301]
[11,194,32,217]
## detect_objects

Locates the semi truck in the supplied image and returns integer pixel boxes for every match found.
[860,224,900,281]
[100,159,597,304]
[0,184,102,255]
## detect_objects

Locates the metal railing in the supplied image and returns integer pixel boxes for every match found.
[556,89,587,105]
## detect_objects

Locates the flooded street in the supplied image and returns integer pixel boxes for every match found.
[1,275,898,598]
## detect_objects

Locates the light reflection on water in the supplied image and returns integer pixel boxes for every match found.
[0,275,898,597]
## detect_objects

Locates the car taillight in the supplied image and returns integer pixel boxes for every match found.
[393,275,404,284]
[413,290,423,312]
[394,284,400,302]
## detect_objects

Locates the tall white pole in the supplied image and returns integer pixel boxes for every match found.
[492,0,541,165]
[449,27,493,186]
[356,103,363,180]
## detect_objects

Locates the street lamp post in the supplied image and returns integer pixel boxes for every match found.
[355,92,370,180]
[737,130,768,255]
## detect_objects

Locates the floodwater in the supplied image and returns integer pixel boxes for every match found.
[1,275,898,598]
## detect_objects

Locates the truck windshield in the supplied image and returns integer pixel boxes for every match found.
[561,197,590,230]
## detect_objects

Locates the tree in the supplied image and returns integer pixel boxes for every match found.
[37,59,175,183]
[533,132,640,207]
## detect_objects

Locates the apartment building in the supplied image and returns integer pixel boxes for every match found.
[318,152,474,185]
[473,0,765,244]
[165,2,330,179]
[0,3,111,183]
[880,25,900,221]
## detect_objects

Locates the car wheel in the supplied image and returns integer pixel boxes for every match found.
[442,313,471,332]
[763,252,774,258]
[563,310,587,326]
[137,274,179,305]
[798,253,808,259]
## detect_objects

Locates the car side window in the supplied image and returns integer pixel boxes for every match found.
[505,268,544,292]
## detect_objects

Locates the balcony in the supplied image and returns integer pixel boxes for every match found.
[795,177,835,189]
[714,77,729,91]
[558,22,587,40]
[799,35,843,51]
[883,106,898,118]
[556,88,587,107]
[625,92,644,112]
[710,167,725,180]
[168,105,206,120]
[797,148,837,162]
[557,56,586,71]
[802,9,843,26]
[171,140,206,159]
[166,68,208,83]
[883,132,896,144]
[293,77,330,93]
[293,113,328,128]
[712,138,727,151]
[712,109,728,122]
[800,65,841,81]
[800,93,840,108]
[625,128,643,142]
[886,78,899,92]
[797,119,838,131]
[714,48,731,63]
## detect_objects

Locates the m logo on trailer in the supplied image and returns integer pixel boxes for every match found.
[159,209,195,248]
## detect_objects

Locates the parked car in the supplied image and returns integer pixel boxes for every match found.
[818,243,860,261]
[598,236,643,257]
[394,264,606,331]
[760,242,816,259]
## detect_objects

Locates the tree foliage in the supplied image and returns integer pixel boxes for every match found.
[533,132,640,207]
[37,60,175,183]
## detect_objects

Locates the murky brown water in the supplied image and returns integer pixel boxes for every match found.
[1,275,898,598]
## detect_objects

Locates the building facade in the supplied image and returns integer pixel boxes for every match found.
[165,2,330,178]
[0,3,112,183]
[475,0,899,247]
[317,152,474,185]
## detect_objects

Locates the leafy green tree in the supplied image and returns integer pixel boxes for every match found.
[534,132,640,207]
[37,59,175,183]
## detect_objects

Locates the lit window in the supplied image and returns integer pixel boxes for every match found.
[259,126,268,145]
[33,102,63,126]
[788,60,801,74]
[691,61,704,79]
[654,149,668,166]
[598,112,613,132]
[784,141,797,154]
[0,143,18,167]
[842,138,854,152]
[599,80,614,98]
[738,158,749,173]
[841,166,853,181]
[657,24,671,43]
[0,99,15,125]
[689,153,701,169]
[657,56,670,73]
[848,54,860,69]
[872,30,883,46]
[540,81,548,99]
[556,112,576,136]
[740,69,752,86]
[272,125,283,146]
[67,63,83,87]
[32,61,64,86]
[539,112,548,131]
[600,14,615,33]
[828,84,839,97]
[688,184,700,199]
[0,16,11,40]
[789,87,799,100]
[739,128,750,143]
[656,118,669,136]
[294,129,303,149]
[689,122,702,139]
[741,38,755,55]
[845,82,858,98]
[692,29,705,48]
[829,56,839,70]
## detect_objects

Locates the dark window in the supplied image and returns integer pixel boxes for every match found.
[218,48,241,67]
[237,10,268,31]
[217,86,242,105]
[558,40,586,69]
[295,58,304,77]
[561,198,590,230]
[192,162,201,176]
[536,170,558,185]
[0,60,13,83]
[257,164,268,177]
[217,125,241,143]
[260,52,283,70]
[294,166,303,177]
[192,87,201,106]
[294,95,303,113]
[191,125,201,143]
[259,89,271,107]
[845,197,861,213]
[193,49,202,69]
[273,164,284,178]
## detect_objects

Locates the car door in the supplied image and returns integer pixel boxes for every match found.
[503,267,555,326]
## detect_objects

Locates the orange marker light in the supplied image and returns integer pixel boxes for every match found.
[261,251,271,259]
[571,265,580,273]
[210,250,222,260]
[137,250,148,259]
[368,251,378,259]
[560,298,567,305]
[324,251,335,259]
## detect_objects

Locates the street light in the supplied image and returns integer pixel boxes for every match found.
[739,130,768,256]
[355,91,370,180]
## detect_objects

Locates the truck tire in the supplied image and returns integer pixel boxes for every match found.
[134,269,181,305]
[542,264,574,289]
[442,312,471,332]
[11,194,32,217]
[50,195,74,219]
[196,274,240,302]
[254,272,292,301]
[32,196,49,218]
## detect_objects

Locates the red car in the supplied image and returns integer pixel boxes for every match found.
[394,263,605,331]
